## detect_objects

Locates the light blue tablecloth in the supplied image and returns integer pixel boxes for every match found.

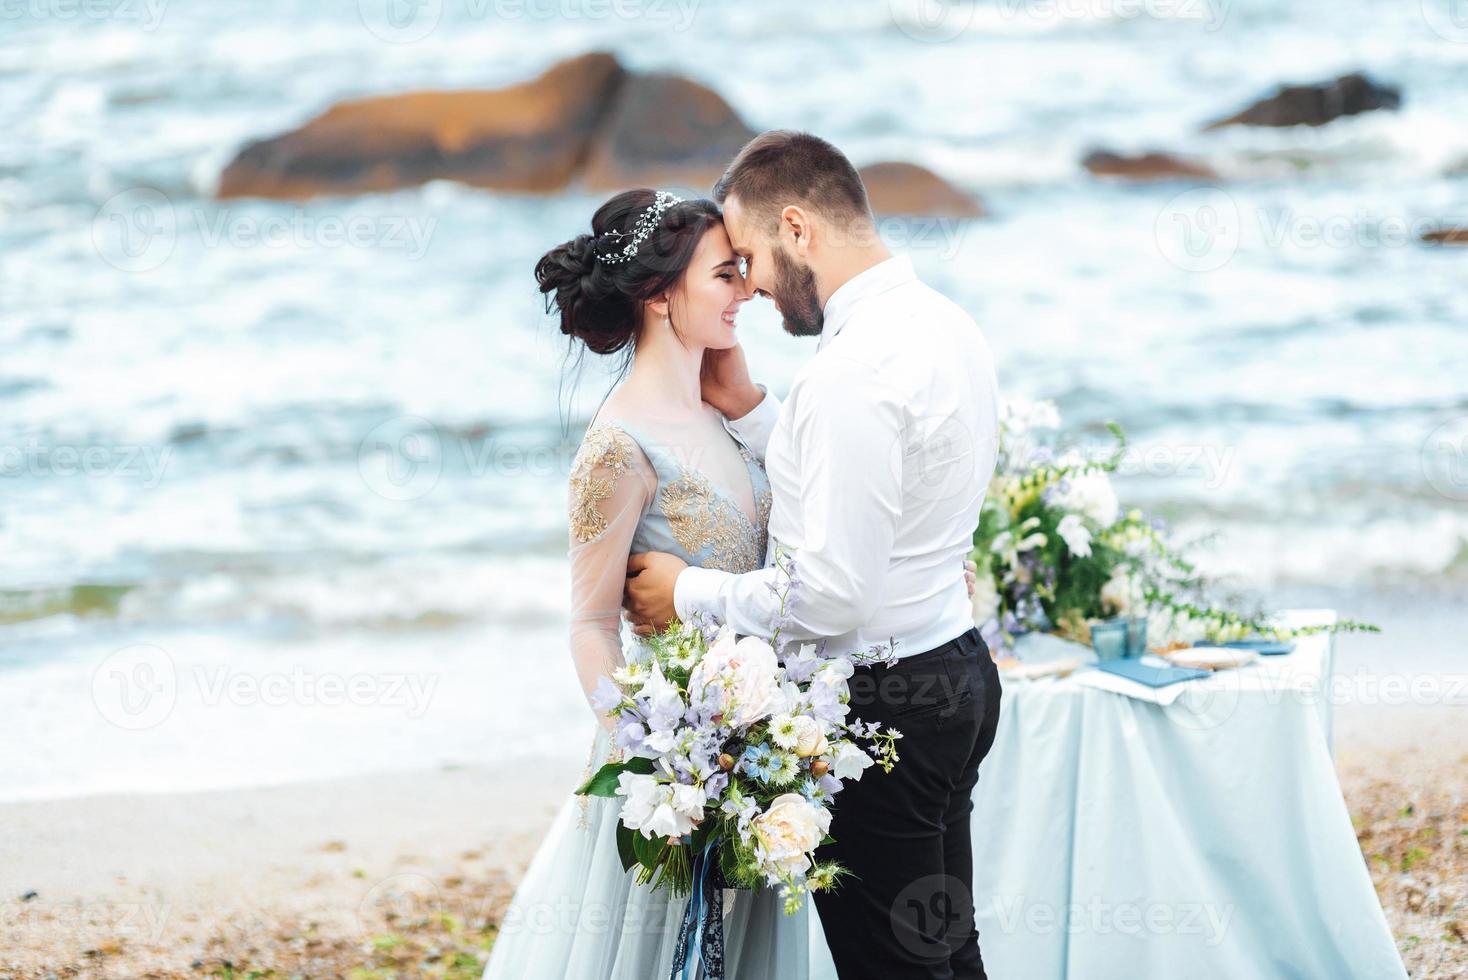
[810,610,1406,979]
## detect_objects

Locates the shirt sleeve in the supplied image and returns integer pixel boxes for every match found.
[567,426,656,731]
[676,358,905,640]
[721,385,781,464]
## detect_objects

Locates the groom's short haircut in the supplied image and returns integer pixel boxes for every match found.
[713,130,872,231]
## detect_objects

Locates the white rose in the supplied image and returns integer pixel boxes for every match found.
[689,634,781,729]
[752,793,831,878]
[790,716,826,757]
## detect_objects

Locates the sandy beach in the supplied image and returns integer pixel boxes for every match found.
[3,700,1463,980]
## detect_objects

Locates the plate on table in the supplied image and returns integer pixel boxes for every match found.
[1210,639,1297,656]
[1167,646,1260,671]
[998,656,1084,680]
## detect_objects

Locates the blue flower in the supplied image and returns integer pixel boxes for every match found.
[741,743,774,782]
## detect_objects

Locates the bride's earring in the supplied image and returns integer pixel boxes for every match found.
[663,316,671,329]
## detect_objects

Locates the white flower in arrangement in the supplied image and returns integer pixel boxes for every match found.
[1051,450,1120,526]
[616,771,702,840]
[611,660,648,688]
[1000,398,1061,437]
[1101,567,1142,617]
[1056,513,1093,558]
[830,741,875,781]
[778,715,827,758]
[689,630,783,729]
[752,793,832,878]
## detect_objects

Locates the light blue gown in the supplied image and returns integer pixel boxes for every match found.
[483,418,811,980]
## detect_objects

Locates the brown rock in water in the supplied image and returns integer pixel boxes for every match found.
[1082,149,1218,182]
[1203,72,1401,131]
[580,73,756,192]
[857,161,984,218]
[217,52,627,200]
[1421,227,1468,246]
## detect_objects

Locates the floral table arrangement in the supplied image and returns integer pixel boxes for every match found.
[970,398,1378,659]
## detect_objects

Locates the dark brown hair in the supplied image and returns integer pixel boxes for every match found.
[712,130,871,230]
[536,189,722,358]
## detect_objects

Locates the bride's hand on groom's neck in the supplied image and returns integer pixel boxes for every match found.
[700,345,764,421]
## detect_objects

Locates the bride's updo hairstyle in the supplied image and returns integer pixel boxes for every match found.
[536,189,721,358]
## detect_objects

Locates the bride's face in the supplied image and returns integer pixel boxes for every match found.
[666,223,751,351]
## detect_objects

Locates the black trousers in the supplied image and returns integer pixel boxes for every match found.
[812,627,1003,980]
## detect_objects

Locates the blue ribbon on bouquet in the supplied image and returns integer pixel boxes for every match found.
[670,837,725,980]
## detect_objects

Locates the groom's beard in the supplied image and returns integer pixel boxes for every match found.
[771,247,823,338]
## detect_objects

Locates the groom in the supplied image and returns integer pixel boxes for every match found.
[624,130,1002,979]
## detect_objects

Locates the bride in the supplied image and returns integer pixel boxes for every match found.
[483,187,975,979]
[481,188,807,979]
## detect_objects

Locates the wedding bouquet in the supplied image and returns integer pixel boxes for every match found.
[971,398,1379,655]
[577,549,902,917]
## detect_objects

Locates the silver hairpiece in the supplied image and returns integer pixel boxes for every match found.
[596,191,684,265]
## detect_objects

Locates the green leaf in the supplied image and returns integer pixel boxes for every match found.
[616,823,639,873]
[574,755,655,797]
[632,826,666,872]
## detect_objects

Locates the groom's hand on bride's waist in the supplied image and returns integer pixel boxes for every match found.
[624,552,687,635]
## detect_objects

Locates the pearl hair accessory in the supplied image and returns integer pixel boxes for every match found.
[596,191,683,265]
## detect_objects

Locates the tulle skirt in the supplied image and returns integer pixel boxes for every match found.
[483,723,810,980]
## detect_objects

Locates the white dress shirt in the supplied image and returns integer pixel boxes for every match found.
[674,255,1001,660]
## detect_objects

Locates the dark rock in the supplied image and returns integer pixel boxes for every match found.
[217,52,628,199]
[580,73,756,192]
[1082,149,1218,181]
[1203,72,1401,131]
[858,161,984,218]
[1421,227,1468,245]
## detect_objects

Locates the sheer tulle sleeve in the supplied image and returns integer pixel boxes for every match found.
[567,424,656,731]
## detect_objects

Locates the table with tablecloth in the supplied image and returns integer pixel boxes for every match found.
[809,609,1407,979]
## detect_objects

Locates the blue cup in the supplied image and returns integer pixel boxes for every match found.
[1090,619,1128,662]
[1124,617,1148,658]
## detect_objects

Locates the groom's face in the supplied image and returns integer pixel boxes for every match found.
[723,195,823,338]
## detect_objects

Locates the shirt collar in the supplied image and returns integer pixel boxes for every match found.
[817,255,915,351]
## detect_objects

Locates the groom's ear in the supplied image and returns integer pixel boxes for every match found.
[780,205,812,257]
